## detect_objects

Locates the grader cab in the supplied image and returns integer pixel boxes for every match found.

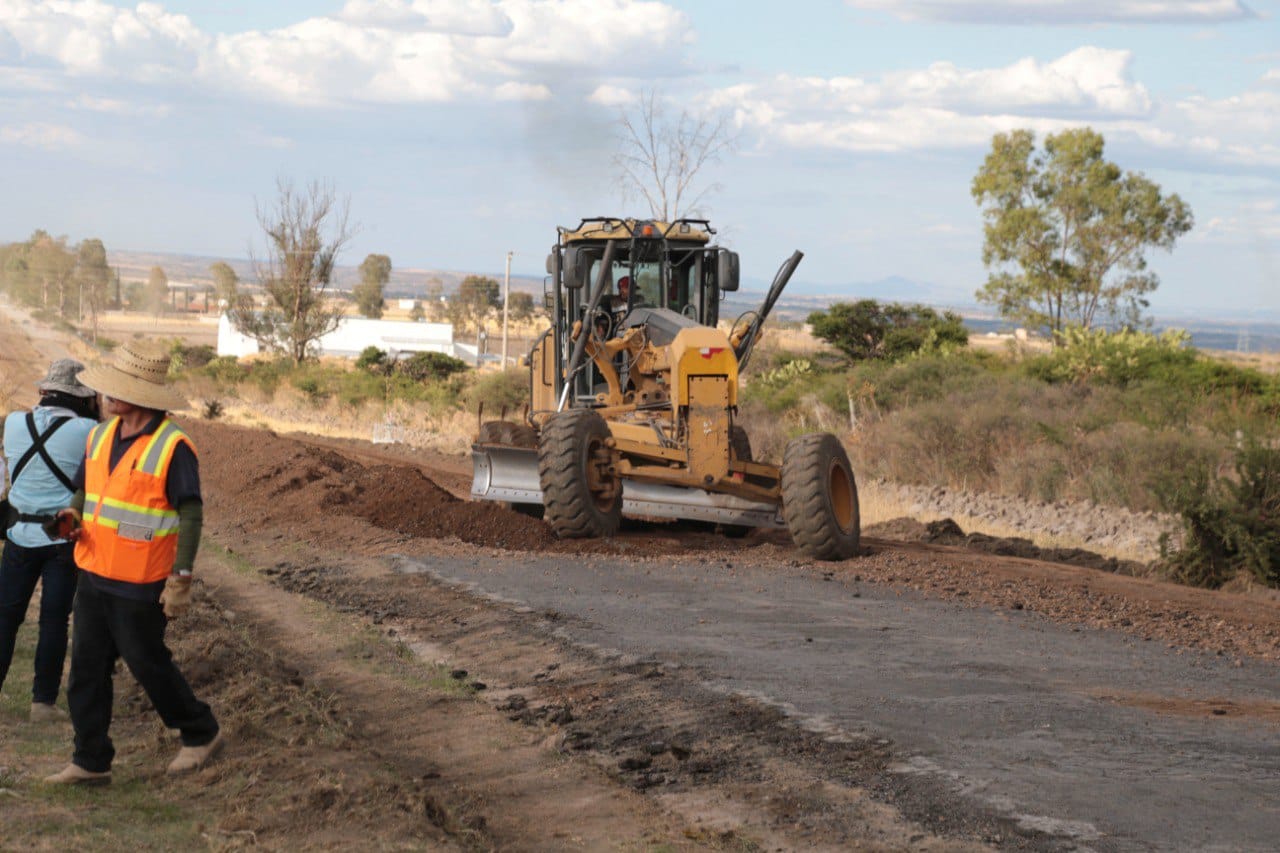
[470,217,860,560]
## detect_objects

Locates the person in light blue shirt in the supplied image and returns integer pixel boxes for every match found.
[0,359,98,721]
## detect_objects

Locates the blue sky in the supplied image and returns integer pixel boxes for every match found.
[1,0,1277,316]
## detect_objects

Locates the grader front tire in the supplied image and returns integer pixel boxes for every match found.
[538,410,621,538]
[781,433,860,561]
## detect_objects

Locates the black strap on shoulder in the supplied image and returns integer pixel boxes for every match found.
[11,412,75,492]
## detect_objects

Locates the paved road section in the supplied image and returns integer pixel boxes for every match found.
[401,551,1280,852]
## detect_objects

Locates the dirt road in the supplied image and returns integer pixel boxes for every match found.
[1,302,1277,850]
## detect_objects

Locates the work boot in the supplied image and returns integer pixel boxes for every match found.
[167,732,227,775]
[44,764,111,786]
[30,702,67,722]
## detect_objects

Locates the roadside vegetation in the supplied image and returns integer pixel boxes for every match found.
[739,307,1279,589]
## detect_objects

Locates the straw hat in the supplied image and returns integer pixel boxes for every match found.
[36,358,96,398]
[79,342,187,412]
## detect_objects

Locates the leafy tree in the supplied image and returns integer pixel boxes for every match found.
[228,178,354,365]
[124,281,147,311]
[75,238,111,339]
[614,89,736,220]
[972,128,1193,334]
[508,291,535,322]
[354,253,391,318]
[409,301,426,322]
[424,278,445,320]
[146,266,169,316]
[449,274,500,332]
[29,232,76,314]
[0,239,35,305]
[808,300,969,361]
[210,261,239,308]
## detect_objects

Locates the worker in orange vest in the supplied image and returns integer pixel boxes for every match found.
[44,342,223,786]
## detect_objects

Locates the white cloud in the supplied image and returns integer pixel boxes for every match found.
[0,121,82,148]
[587,84,638,107]
[0,0,693,107]
[845,0,1255,25]
[1165,86,1280,166]
[711,45,1280,173]
[336,0,514,36]
[886,47,1151,114]
[714,47,1151,153]
[70,94,171,117]
[1191,201,1280,243]
[0,0,207,80]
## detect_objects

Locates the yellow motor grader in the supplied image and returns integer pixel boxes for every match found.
[470,217,859,560]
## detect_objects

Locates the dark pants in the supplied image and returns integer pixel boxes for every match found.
[0,541,78,704]
[67,576,218,773]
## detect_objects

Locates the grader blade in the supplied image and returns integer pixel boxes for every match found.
[470,444,785,528]
[471,445,543,503]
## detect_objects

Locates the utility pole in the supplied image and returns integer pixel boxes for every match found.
[501,250,513,367]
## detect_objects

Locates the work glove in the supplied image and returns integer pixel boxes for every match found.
[160,575,193,619]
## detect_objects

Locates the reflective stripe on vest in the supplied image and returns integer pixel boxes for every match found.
[75,417,194,585]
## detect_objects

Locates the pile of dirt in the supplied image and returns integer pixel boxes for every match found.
[866,517,1146,575]
[186,420,561,552]
[184,419,782,559]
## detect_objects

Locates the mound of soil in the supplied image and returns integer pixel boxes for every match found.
[187,420,562,552]
[184,419,792,559]
[871,517,1149,575]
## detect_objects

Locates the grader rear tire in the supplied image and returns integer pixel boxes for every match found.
[781,433,860,560]
[538,409,621,538]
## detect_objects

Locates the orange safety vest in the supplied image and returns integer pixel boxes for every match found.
[75,417,195,584]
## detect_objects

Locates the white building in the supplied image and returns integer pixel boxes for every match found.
[217,314,457,359]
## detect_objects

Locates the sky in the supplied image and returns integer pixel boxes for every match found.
[0,0,1277,317]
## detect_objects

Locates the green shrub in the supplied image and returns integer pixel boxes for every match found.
[291,373,327,403]
[355,346,388,373]
[808,299,969,361]
[1162,440,1280,589]
[849,352,999,412]
[245,358,291,395]
[1024,327,1195,386]
[397,351,468,382]
[202,356,248,385]
[170,341,217,370]
[742,365,849,415]
[460,369,528,415]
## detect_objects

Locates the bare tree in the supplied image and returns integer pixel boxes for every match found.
[613,90,736,221]
[229,179,354,365]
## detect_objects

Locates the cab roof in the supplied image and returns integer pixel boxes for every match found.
[559,217,713,246]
